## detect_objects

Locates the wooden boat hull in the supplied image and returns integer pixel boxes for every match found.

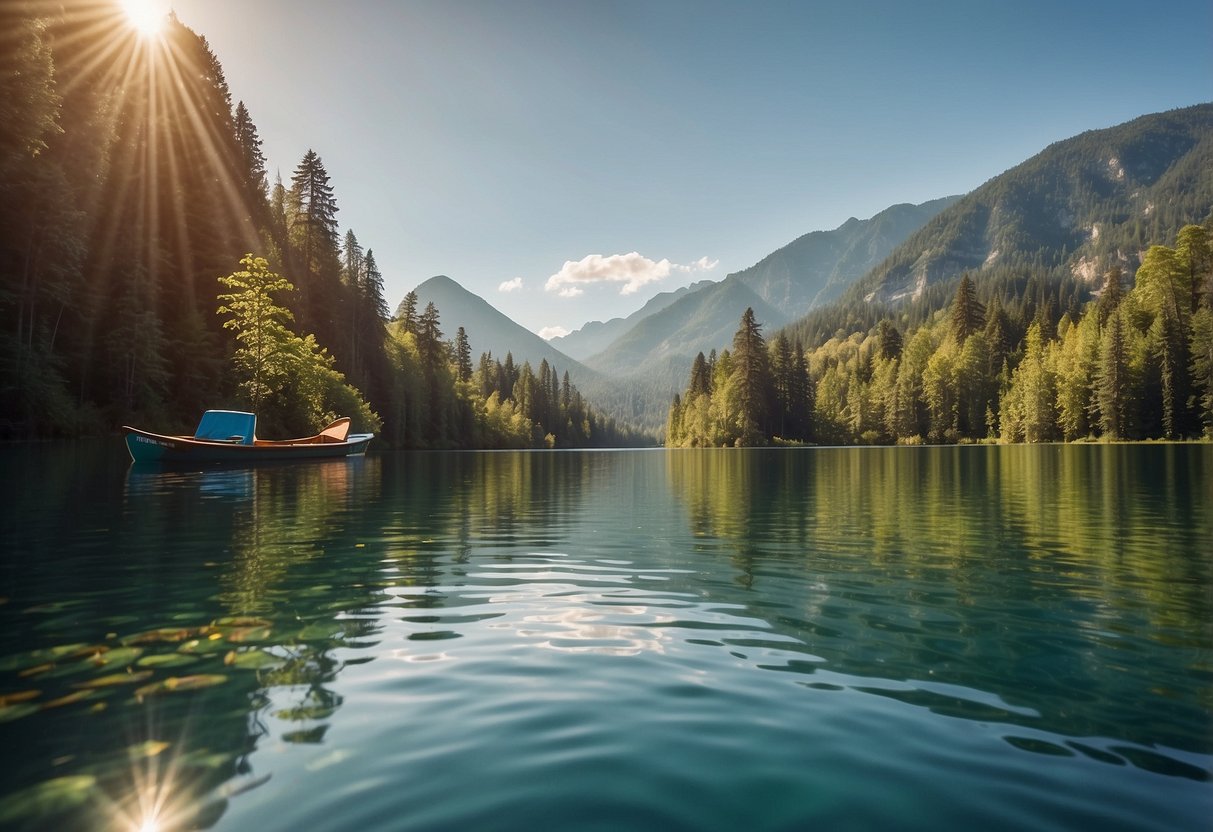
[124,427,373,464]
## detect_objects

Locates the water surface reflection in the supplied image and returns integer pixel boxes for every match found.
[0,444,1208,831]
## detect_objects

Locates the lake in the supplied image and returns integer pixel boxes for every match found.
[0,443,1210,830]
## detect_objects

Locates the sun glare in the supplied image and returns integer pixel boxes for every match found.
[120,0,166,37]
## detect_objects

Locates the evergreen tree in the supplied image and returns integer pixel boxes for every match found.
[455,327,473,382]
[363,249,389,321]
[1095,309,1132,439]
[950,273,985,343]
[397,290,419,332]
[1190,307,1213,437]
[1175,224,1212,312]
[688,351,712,396]
[729,308,773,445]
[1097,266,1124,328]
[877,319,903,360]
[233,101,267,204]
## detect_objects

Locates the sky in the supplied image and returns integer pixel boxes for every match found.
[161,0,1212,339]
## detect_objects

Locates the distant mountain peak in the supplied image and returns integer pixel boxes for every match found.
[850,103,1213,305]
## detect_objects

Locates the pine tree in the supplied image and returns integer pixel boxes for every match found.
[233,101,267,204]
[454,327,473,382]
[1097,266,1124,329]
[877,319,903,360]
[729,308,772,445]
[950,274,985,343]
[1095,309,1132,439]
[363,249,389,321]
[397,290,419,332]
[1190,307,1213,437]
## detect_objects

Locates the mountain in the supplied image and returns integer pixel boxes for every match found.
[851,103,1213,305]
[731,196,959,310]
[582,196,956,383]
[550,279,714,361]
[407,275,598,381]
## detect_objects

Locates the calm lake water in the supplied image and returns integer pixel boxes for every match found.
[0,443,1210,830]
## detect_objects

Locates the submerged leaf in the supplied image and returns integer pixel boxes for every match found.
[224,650,284,670]
[222,626,272,643]
[137,654,197,669]
[0,775,98,825]
[126,740,171,760]
[135,674,228,698]
[0,690,40,707]
[72,671,152,689]
[0,703,40,723]
[41,690,95,709]
[0,643,91,672]
[126,627,212,645]
[88,647,143,668]
[212,617,271,628]
[177,638,229,655]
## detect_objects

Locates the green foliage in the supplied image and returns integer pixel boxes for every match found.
[217,255,295,411]
[668,224,1213,446]
[218,254,379,436]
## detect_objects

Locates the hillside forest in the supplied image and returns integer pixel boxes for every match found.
[0,4,642,447]
[667,225,1213,446]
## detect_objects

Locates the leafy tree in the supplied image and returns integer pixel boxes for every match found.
[217,254,295,412]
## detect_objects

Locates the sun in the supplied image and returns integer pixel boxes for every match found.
[120,0,167,37]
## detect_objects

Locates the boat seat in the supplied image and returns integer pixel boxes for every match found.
[194,410,256,445]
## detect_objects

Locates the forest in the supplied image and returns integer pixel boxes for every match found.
[0,4,642,448]
[667,225,1213,446]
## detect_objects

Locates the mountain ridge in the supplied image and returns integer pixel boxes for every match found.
[849,103,1213,306]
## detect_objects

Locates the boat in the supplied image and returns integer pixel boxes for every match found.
[124,410,373,464]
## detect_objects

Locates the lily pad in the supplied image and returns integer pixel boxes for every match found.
[87,647,143,668]
[72,670,153,689]
[0,775,98,825]
[178,749,236,771]
[0,703,40,723]
[177,636,229,655]
[0,690,40,707]
[126,740,171,760]
[125,626,212,645]
[224,650,284,670]
[41,690,95,709]
[295,622,341,641]
[273,704,337,721]
[282,725,329,744]
[137,654,197,669]
[213,616,271,628]
[0,643,91,672]
[135,674,228,698]
[17,662,55,679]
[221,626,272,643]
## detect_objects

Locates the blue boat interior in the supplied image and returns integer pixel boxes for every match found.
[193,410,256,444]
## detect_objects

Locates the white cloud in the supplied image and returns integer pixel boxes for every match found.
[677,256,720,272]
[545,252,718,297]
[498,277,524,293]
[538,325,570,340]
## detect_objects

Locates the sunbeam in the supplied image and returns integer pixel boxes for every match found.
[120,0,166,38]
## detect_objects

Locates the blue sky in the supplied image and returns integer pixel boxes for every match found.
[167,0,1212,337]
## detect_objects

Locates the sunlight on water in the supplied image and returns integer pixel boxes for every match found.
[0,444,1209,830]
